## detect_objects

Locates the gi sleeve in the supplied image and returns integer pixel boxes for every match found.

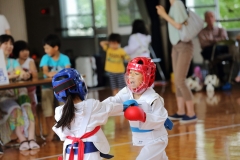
[90,100,123,125]
[139,97,168,130]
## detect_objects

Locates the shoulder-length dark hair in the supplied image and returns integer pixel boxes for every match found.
[12,40,29,58]
[0,34,14,45]
[131,19,149,35]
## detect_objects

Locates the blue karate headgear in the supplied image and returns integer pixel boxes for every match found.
[52,68,88,102]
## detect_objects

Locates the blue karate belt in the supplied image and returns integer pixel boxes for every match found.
[130,118,173,132]
[130,127,153,132]
[66,142,113,159]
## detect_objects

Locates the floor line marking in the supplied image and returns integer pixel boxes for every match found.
[34,124,240,160]
[168,123,240,138]
[35,154,62,160]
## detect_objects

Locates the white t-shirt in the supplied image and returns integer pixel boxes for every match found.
[0,15,10,35]
[124,33,151,59]
[17,57,33,71]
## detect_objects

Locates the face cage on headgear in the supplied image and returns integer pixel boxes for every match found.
[52,68,88,102]
[126,57,156,94]
[125,70,149,94]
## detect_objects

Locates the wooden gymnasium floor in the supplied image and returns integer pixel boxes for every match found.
[1,83,240,160]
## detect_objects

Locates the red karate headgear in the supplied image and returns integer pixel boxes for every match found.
[126,57,156,94]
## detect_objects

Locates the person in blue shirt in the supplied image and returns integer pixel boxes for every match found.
[39,34,71,141]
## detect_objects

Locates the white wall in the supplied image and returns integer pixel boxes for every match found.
[0,0,27,41]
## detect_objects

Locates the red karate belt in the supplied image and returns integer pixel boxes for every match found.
[58,126,100,160]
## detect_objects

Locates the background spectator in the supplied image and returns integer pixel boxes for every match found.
[100,33,130,96]
[39,34,71,141]
[0,34,39,151]
[156,0,197,123]
[198,11,228,83]
[13,40,38,114]
[124,19,151,59]
[0,14,11,35]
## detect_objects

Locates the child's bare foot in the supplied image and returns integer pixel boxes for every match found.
[237,98,240,105]
[46,136,53,142]
[235,76,240,82]
[46,131,55,142]
[45,116,55,142]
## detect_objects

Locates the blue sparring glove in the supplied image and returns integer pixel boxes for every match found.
[164,118,173,130]
[123,100,139,111]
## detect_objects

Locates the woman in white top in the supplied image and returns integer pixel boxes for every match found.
[124,19,151,59]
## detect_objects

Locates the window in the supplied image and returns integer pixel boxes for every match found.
[218,0,240,29]
[59,0,142,37]
[186,0,240,30]
[94,0,107,28]
[186,0,216,19]
[59,0,106,37]
[117,0,141,26]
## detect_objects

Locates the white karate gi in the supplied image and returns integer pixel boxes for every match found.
[103,87,169,160]
[52,99,123,160]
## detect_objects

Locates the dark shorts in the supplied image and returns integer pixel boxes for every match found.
[108,72,126,89]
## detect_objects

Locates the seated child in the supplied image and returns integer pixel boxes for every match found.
[13,40,38,114]
[103,57,170,160]
[52,68,124,160]
[40,34,71,141]
[0,34,39,151]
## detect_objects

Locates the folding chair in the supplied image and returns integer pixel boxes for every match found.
[149,45,166,83]
[205,40,237,83]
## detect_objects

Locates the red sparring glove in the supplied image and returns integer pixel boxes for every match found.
[124,106,146,122]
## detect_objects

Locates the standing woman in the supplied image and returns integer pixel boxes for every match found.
[156,0,197,123]
[124,19,151,59]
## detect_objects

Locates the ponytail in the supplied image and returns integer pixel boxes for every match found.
[55,93,76,130]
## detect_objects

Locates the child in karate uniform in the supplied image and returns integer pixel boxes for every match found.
[51,68,123,160]
[103,57,170,160]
